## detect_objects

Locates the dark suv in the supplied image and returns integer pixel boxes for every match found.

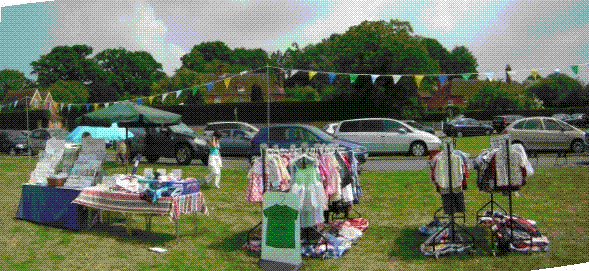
[492,115,523,132]
[125,123,208,165]
[0,130,30,155]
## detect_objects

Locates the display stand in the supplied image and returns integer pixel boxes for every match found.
[477,135,531,256]
[428,140,475,258]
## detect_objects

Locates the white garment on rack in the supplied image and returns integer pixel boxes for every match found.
[432,150,464,194]
[494,147,525,189]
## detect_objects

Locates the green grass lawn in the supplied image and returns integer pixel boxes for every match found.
[1,155,588,270]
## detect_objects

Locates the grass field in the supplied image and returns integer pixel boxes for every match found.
[1,155,588,270]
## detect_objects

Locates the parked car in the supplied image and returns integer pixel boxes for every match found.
[333,118,441,156]
[216,129,255,157]
[492,115,523,132]
[125,123,208,165]
[0,130,30,155]
[323,122,339,134]
[249,124,368,163]
[400,120,435,135]
[504,117,588,155]
[565,113,589,128]
[444,118,494,137]
[204,121,258,136]
[28,128,69,155]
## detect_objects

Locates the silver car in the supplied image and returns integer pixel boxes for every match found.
[333,118,442,156]
[504,117,588,154]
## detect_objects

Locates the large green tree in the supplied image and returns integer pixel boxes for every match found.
[468,81,540,110]
[30,45,102,87]
[525,74,588,107]
[0,69,34,100]
[181,41,269,73]
[94,48,165,96]
[47,80,90,103]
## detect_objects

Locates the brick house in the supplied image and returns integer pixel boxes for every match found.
[2,88,63,128]
[205,70,285,104]
[419,78,484,110]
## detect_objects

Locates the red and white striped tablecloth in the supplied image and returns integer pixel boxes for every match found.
[72,186,207,221]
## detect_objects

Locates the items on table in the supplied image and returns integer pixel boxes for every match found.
[112,174,200,202]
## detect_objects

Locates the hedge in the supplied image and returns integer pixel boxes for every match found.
[58,101,589,128]
[0,109,50,130]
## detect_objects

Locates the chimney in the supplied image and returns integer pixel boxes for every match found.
[505,65,512,84]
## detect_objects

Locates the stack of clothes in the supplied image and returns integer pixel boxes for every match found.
[478,210,549,253]
[301,218,368,259]
[419,219,474,256]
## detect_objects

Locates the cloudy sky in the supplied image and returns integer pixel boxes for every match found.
[1,0,588,82]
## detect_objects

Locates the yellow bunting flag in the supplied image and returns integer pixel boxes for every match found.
[224,78,231,89]
[309,71,317,80]
[148,96,155,105]
[414,75,425,88]
[531,69,538,80]
[93,103,99,111]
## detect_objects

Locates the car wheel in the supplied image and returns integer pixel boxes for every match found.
[457,131,463,138]
[8,148,16,156]
[571,140,584,154]
[410,141,427,156]
[176,145,193,165]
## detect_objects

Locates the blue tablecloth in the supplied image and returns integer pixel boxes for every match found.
[15,184,89,230]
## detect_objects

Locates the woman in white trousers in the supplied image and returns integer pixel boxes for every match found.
[205,130,222,188]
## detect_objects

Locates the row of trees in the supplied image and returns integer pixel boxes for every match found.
[1,19,587,112]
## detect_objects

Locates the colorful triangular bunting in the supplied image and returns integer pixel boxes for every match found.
[571,65,579,75]
[461,73,472,81]
[531,69,539,80]
[191,86,199,96]
[349,74,359,84]
[176,90,182,98]
[371,74,379,84]
[162,93,168,102]
[309,71,317,81]
[137,98,142,105]
[328,73,337,84]
[414,75,424,88]
[485,73,494,81]
[438,75,448,86]
[224,78,231,89]
[148,96,154,105]
[207,82,214,92]
[392,75,402,84]
[93,103,99,111]
[85,103,91,112]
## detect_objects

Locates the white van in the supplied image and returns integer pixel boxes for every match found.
[333,118,441,156]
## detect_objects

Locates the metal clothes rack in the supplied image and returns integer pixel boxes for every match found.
[247,143,358,248]
[475,137,509,223]
[429,140,475,257]
[477,135,531,256]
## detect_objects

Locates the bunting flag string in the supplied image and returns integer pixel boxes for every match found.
[93,103,99,111]
[2,63,588,109]
[414,75,424,88]
[67,104,72,112]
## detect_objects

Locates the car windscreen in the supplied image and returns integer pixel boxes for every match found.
[6,131,26,141]
[170,123,196,136]
[306,126,335,141]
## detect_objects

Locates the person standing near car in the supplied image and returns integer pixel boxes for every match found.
[205,130,222,188]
